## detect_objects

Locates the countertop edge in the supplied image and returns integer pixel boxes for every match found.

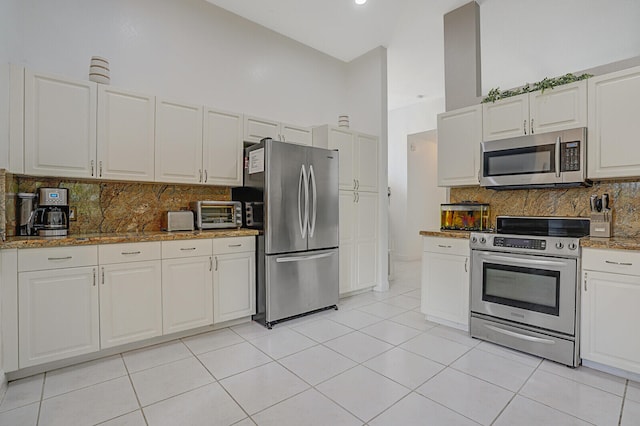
[419,230,471,239]
[1,229,260,249]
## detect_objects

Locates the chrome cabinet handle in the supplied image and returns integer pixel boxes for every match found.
[353,179,357,190]
[93,268,96,286]
[99,160,103,177]
[356,192,359,203]
[180,247,196,251]
[465,258,468,273]
[199,169,203,183]
[356,179,360,190]
[584,272,587,292]
[353,192,356,202]
[48,256,72,261]
[209,256,212,271]
[228,244,242,248]
[204,170,208,183]
[121,251,141,255]
[530,118,534,134]
[101,267,105,285]
[523,120,527,135]
[214,256,218,271]
[90,160,95,177]
[605,260,633,266]
[437,244,452,249]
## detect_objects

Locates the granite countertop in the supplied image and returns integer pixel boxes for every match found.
[419,230,471,239]
[0,229,260,249]
[420,230,640,251]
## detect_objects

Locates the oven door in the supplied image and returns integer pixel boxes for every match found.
[471,250,577,335]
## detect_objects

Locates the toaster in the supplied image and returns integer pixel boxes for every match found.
[162,211,195,232]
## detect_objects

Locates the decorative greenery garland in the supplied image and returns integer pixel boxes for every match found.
[482,73,593,103]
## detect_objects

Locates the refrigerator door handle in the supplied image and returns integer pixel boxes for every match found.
[275,252,335,263]
[308,165,317,238]
[298,164,309,239]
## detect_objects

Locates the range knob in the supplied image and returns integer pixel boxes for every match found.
[555,242,564,249]
[479,236,487,244]
[471,236,477,243]
[568,243,577,250]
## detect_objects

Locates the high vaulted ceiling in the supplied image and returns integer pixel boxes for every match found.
[205,0,473,110]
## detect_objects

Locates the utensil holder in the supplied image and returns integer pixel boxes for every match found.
[590,212,612,238]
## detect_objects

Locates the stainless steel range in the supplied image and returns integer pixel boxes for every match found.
[470,216,590,367]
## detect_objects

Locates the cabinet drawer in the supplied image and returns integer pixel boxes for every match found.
[423,236,469,256]
[162,239,213,259]
[212,237,255,254]
[99,242,161,264]
[582,248,640,276]
[18,246,98,272]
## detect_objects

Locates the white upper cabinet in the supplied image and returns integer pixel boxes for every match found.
[588,66,640,179]
[203,108,243,186]
[97,86,155,181]
[314,125,378,192]
[24,69,97,178]
[483,81,587,141]
[243,115,312,145]
[155,99,204,184]
[437,104,482,187]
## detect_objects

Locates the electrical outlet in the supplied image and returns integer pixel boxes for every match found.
[69,206,77,221]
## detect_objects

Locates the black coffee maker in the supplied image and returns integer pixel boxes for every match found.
[32,188,70,237]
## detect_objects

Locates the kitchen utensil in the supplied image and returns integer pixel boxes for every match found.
[590,194,597,212]
[602,193,609,211]
[595,197,602,212]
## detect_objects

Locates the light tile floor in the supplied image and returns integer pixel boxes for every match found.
[0,261,636,425]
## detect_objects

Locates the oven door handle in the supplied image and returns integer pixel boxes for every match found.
[485,324,556,345]
[481,254,570,268]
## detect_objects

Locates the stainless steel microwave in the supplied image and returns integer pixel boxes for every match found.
[190,201,242,230]
[480,127,590,189]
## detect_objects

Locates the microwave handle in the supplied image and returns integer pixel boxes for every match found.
[555,136,561,178]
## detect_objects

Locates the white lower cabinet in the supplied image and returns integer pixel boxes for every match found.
[581,248,640,374]
[213,237,256,323]
[421,236,470,331]
[17,246,99,368]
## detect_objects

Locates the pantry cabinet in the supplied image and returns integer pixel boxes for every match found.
[97,86,155,181]
[581,248,640,374]
[24,69,97,178]
[98,242,162,348]
[482,81,587,141]
[244,116,312,146]
[421,237,470,331]
[338,191,377,294]
[587,66,640,179]
[17,245,99,368]
[437,105,482,187]
[213,237,256,323]
[161,239,214,334]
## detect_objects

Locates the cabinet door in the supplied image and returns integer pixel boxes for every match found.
[281,123,312,146]
[355,133,378,192]
[100,261,162,348]
[18,266,99,367]
[338,191,356,294]
[482,93,529,141]
[327,127,355,190]
[421,251,469,329]
[354,192,378,291]
[437,105,482,187]
[97,86,155,181]
[213,252,255,323]
[203,108,243,186]
[155,99,203,184]
[581,270,640,374]
[162,256,213,334]
[244,116,280,144]
[588,66,640,179]
[529,81,587,135]
[24,70,97,178]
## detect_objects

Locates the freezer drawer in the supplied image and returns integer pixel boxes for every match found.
[263,248,339,324]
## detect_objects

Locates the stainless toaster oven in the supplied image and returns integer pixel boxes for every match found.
[190,201,242,230]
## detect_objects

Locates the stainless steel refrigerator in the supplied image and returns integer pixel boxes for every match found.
[241,139,339,328]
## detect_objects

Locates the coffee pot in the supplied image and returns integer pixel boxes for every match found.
[31,188,70,237]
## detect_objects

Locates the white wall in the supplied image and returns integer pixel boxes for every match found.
[3,0,349,139]
[346,46,389,289]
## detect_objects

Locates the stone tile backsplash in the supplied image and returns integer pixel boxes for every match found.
[3,172,230,236]
[450,180,640,238]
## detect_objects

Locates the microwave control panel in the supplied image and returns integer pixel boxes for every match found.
[561,141,581,172]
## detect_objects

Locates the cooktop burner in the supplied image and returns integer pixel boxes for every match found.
[495,216,590,238]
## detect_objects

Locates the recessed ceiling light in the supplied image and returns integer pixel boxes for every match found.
[355,0,367,5]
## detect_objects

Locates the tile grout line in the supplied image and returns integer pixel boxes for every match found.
[35,372,45,426]
[619,379,628,426]
[121,353,149,426]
